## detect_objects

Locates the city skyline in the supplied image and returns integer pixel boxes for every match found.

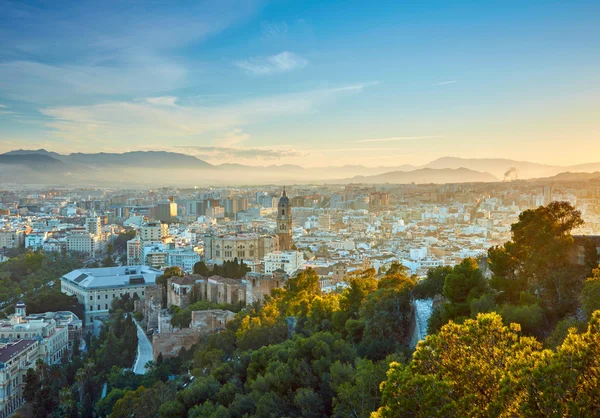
[1,0,599,167]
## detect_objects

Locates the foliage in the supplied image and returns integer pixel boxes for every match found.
[375,310,600,417]
[582,267,600,319]
[488,201,585,318]
[0,251,83,303]
[207,258,250,279]
[25,288,85,319]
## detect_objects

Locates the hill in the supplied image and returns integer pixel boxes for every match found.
[342,167,498,184]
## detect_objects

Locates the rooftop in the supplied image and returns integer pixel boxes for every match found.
[0,339,37,364]
[61,265,161,290]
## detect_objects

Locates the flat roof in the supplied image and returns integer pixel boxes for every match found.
[0,339,37,364]
[61,265,160,290]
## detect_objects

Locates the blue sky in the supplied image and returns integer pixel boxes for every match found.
[0,0,599,167]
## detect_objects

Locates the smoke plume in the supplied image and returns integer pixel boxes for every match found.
[503,167,519,182]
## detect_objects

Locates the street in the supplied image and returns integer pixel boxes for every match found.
[133,319,153,375]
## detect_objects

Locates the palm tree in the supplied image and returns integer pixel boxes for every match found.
[75,361,95,403]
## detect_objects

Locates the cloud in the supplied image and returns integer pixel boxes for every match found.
[0,1,260,104]
[145,96,178,106]
[261,21,288,39]
[0,105,6,108]
[356,135,444,143]
[177,145,307,161]
[432,80,457,86]
[236,51,308,75]
[39,82,376,145]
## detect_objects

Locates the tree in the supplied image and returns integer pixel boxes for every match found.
[582,268,600,319]
[413,265,453,299]
[488,201,585,317]
[193,261,211,276]
[374,313,543,417]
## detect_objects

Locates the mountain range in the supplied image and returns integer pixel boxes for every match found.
[1,149,600,186]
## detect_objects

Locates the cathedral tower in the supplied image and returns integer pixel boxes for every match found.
[277,188,293,251]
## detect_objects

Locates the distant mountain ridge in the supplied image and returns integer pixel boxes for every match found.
[342,167,498,184]
[2,149,600,186]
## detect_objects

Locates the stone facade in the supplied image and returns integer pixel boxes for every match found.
[165,273,287,310]
[152,328,202,359]
[190,310,236,332]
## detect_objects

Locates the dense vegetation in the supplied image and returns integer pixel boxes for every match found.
[111,266,415,417]
[0,251,83,304]
[193,259,250,279]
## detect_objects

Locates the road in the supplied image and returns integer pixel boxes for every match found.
[133,319,153,375]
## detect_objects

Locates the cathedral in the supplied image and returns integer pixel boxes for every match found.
[277,188,293,250]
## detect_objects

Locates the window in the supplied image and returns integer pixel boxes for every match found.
[89,296,93,301]
[90,305,93,311]
[141,291,144,296]
[105,304,108,309]
[97,295,100,300]
[105,294,108,299]
[97,305,100,310]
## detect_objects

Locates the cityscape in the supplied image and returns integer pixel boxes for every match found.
[2,1,600,417]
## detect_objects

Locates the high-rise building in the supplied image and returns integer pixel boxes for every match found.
[140,222,167,244]
[86,217,102,235]
[277,189,293,251]
[154,199,177,224]
[543,186,553,205]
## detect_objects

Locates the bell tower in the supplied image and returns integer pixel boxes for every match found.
[277,188,293,251]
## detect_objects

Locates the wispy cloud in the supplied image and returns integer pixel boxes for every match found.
[261,21,288,39]
[39,82,376,146]
[236,51,308,75]
[176,145,307,161]
[0,105,6,108]
[0,1,260,104]
[145,96,178,106]
[432,80,457,86]
[356,135,444,143]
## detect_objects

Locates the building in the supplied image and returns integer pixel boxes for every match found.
[167,249,201,272]
[154,200,177,224]
[60,266,161,325]
[66,231,103,257]
[203,233,278,264]
[318,214,331,231]
[263,251,305,275]
[0,339,42,418]
[127,237,142,265]
[25,232,47,250]
[140,222,167,245]
[0,303,70,365]
[277,189,293,251]
[85,217,102,236]
[0,230,25,249]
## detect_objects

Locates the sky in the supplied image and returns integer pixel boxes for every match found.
[0,0,599,167]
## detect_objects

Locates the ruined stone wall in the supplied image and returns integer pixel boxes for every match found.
[152,328,202,359]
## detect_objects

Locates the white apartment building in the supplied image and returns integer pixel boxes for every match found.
[85,217,102,235]
[127,237,142,265]
[263,251,305,275]
[25,232,47,250]
[66,232,103,257]
[167,249,201,272]
[60,266,160,324]
[0,230,25,249]
[140,222,167,244]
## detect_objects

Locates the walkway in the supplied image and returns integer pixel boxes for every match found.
[133,319,153,375]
